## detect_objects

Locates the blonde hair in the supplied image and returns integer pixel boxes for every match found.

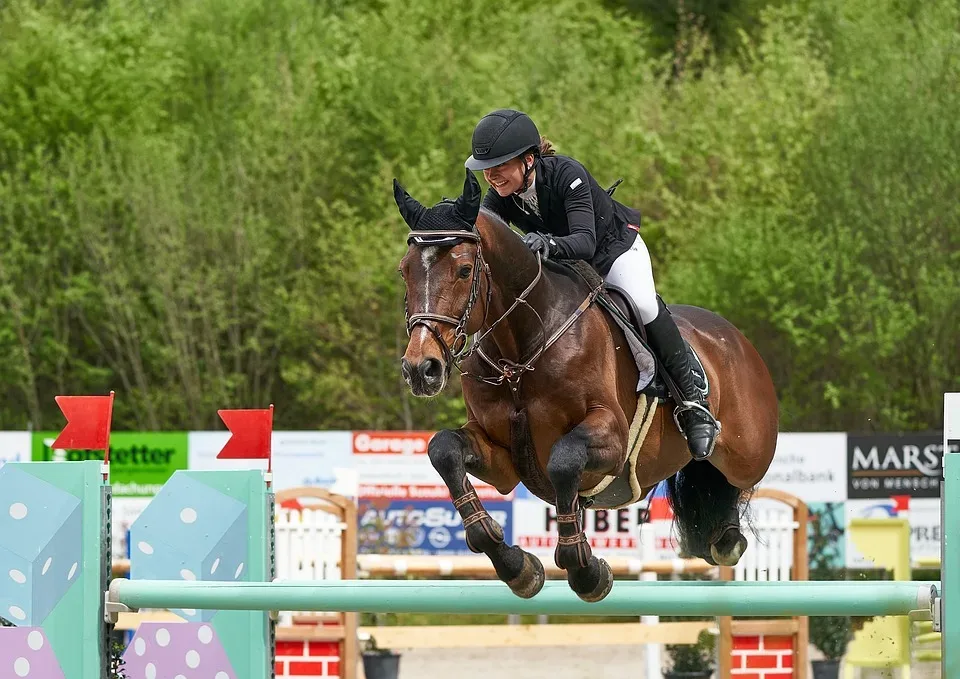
[539,136,556,156]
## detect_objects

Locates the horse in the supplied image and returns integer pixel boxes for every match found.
[393,168,778,602]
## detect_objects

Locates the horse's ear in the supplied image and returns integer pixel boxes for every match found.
[393,178,426,229]
[456,168,481,226]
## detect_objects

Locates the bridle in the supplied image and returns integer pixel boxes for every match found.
[403,228,602,400]
[404,229,494,371]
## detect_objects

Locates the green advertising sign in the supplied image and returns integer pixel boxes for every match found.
[32,431,188,496]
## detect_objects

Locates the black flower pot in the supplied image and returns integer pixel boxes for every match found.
[362,650,401,679]
[811,659,841,679]
[663,672,713,679]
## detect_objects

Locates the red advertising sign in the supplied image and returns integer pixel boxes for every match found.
[352,431,434,455]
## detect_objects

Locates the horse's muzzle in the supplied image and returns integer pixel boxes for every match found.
[401,357,446,396]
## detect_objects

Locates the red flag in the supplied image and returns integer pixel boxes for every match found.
[51,392,115,455]
[217,406,273,467]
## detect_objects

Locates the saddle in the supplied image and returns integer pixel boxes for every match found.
[555,259,709,403]
[600,286,709,402]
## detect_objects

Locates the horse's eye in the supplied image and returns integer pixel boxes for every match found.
[458,265,472,279]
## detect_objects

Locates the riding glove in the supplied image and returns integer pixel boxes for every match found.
[521,232,553,259]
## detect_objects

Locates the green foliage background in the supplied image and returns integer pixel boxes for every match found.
[0,0,956,432]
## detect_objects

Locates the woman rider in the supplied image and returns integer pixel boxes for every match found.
[464,108,718,460]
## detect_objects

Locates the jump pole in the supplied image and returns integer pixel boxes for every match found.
[943,391,960,678]
[107,579,936,619]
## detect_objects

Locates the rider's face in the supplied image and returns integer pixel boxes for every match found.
[482,154,534,196]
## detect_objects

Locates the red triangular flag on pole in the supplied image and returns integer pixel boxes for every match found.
[51,392,115,457]
[217,405,274,471]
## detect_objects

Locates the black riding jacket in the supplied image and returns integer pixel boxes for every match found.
[481,154,641,276]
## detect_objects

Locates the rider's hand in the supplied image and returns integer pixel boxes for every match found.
[521,232,552,259]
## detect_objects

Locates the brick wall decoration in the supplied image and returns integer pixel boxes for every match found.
[276,640,342,677]
[731,634,795,679]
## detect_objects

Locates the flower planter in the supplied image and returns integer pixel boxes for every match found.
[812,659,841,679]
[662,672,713,679]
[362,650,401,679]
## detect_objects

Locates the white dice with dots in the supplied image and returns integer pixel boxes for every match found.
[129,473,248,622]
[121,622,237,678]
[0,466,82,626]
[0,627,66,678]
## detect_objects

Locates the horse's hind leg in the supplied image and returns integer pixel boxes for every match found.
[428,427,545,598]
[547,407,624,603]
[665,460,748,566]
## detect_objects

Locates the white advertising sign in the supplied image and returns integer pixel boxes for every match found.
[512,497,665,558]
[188,430,354,493]
[0,432,31,468]
[844,497,941,568]
[756,432,848,503]
[351,431,506,496]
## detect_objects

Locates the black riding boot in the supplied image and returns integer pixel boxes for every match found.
[643,298,719,460]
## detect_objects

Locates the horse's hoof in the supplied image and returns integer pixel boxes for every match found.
[575,557,614,603]
[506,552,545,599]
[710,528,748,566]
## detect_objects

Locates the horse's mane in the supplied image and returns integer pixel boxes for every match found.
[476,207,602,293]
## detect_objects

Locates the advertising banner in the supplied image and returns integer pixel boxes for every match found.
[0,432,31,469]
[756,432,848,502]
[844,497,941,568]
[188,431,355,493]
[352,430,510,496]
[847,433,952,498]
[357,489,513,555]
[32,431,188,497]
[353,431,444,486]
[511,490,674,559]
[352,431,515,554]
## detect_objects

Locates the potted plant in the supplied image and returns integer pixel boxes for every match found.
[808,503,853,679]
[809,615,852,679]
[360,631,401,679]
[663,628,716,678]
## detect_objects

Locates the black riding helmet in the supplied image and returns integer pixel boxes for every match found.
[464,109,541,171]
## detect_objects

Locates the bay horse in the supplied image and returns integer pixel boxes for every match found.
[394,169,778,602]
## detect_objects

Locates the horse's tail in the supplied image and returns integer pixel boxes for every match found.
[664,460,748,560]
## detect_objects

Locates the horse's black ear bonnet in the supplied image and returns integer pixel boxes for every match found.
[394,169,482,245]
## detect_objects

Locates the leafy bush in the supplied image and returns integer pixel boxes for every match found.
[0,0,956,433]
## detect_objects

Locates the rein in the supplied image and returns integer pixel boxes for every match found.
[404,228,602,401]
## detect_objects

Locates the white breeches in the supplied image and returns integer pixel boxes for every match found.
[603,234,660,325]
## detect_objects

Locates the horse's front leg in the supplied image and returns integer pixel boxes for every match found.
[428,426,545,598]
[547,406,625,602]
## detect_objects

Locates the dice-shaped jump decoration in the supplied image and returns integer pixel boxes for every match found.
[0,466,82,626]
[0,627,66,679]
[130,473,248,622]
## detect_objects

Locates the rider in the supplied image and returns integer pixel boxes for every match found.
[464,108,719,460]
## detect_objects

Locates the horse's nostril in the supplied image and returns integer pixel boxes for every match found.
[401,358,413,381]
[422,358,444,381]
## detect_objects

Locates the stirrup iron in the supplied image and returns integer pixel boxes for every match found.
[672,400,721,459]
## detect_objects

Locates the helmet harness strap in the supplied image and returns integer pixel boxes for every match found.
[517,149,538,194]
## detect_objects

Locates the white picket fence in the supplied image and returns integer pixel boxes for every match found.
[274,505,349,625]
[732,498,801,581]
